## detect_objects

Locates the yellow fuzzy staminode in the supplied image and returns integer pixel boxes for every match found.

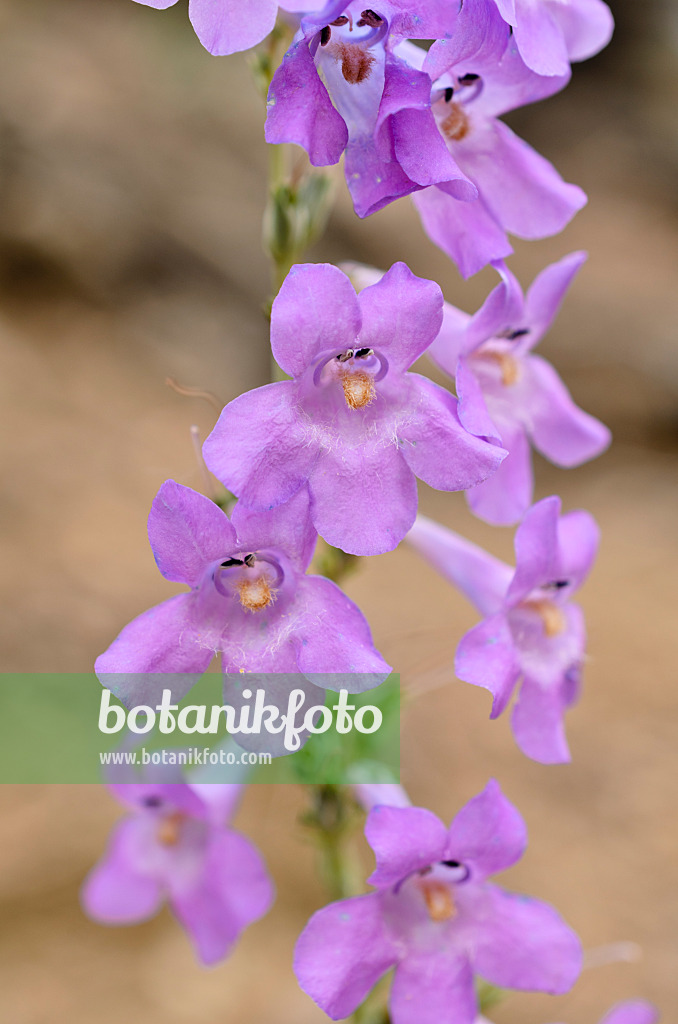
[340,370,376,410]
[237,576,276,612]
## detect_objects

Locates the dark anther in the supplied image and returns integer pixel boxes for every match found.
[354,347,373,358]
[444,86,454,103]
[337,349,354,362]
[330,15,349,25]
[221,557,244,567]
[320,25,331,46]
[441,859,463,868]
[549,579,570,590]
[507,327,530,340]
[142,795,162,808]
[244,554,256,568]
[458,73,479,84]
[358,9,383,27]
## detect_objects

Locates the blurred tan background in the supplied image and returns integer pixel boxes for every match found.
[0,0,677,1021]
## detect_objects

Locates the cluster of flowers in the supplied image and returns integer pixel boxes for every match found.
[85,1,659,1021]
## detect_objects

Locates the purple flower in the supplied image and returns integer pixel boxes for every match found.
[202,262,506,556]
[82,781,273,965]
[294,780,582,1023]
[491,0,614,77]
[96,480,389,710]
[404,0,587,277]
[132,0,328,57]
[407,496,599,764]
[428,251,611,524]
[597,1002,660,1024]
[265,1,477,217]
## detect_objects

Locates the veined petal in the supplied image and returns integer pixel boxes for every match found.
[557,509,600,591]
[466,421,534,526]
[293,575,391,687]
[455,614,521,718]
[397,375,506,491]
[523,250,588,347]
[390,950,477,1024]
[507,496,561,604]
[81,818,163,924]
[148,480,236,586]
[356,263,443,371]
[407,516,512,617]
[455,120,587,241]
[188,0,278,56]
[469,883,582,993]
[598,1001,660,1024]
[512,0,570,76]
[463,263,525,353]
[522,355,611,467]
[455,357,502,443]
[271,263,361,377]
[553,0,614,63]
[230,487,317,575]
[308,442,418,556]
[294,894,399,1020]
[169,826,273,965]
[511,675,571,763]
[133,0,178,7]
[366,805,448,888]
[444,780,527,881]
[202,382,319,510]
[95,594,213,706]
[425,0,509,81]
[428,301,471,377]
[266,39,348,166]
[412,186,513,280]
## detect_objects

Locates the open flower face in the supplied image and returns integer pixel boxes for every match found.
[407,496,599,763]
[294,782,582,1024]
[82,782,274,966]
[431,253,611,523]
[203,262,506,556]
[394,0,589,277]
[266,2,474,216]
[96,481,390,713]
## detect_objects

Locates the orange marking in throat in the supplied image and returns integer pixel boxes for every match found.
[336,43,376,84]
[420,879,456,922]
[525,599,567,637]
[340,369,376,410]
[441,103,470,142]
[237,576,276,612]
[478,350,521,386]
[157,811,185,847]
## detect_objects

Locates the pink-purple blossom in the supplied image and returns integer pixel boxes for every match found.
[428,251,611,524]
[294,780,582,1023]
[409,1,587,277]
[491,0,614,77]
[407,496,599,764]
[96,480,389,708]
[82,781,273,965]
[596,1002,660,1024]
[265,1,477,218]
[132,0,327,56]
[202,262,506,556]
